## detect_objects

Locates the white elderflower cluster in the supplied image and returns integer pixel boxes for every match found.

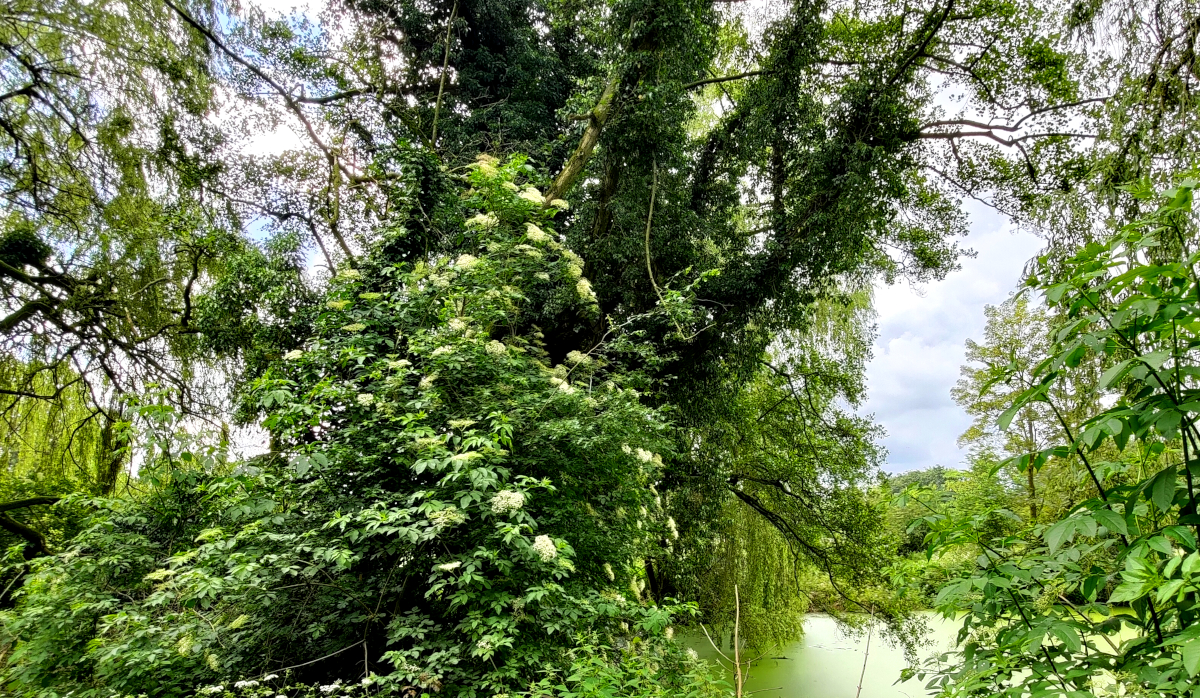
[515,244,542,258]
[665,627,674,640]
[388,359,412,370]
[549,198,570,210]
[454,254,478,269]
[485,340,507,356]
[436,561,462,572]
[263,674,279,681]
[635,448,653,463]
[622,444,632,455]
[604,562,615,581]
[535,272,550,281]
[234,680,259,689]
[359,292,382,300]
[319,680,343,694]
[490,489,525,514]
[448,317,467,332]
[283,349,304,360]
[428,506,467,530]
[476,639,493,652]
[448,419,476,430]
[686,648,699,660]
[518,187,544,204]
[418,373,438,390]
[549,376,575,394]
[337,268,361,280]
[431,345,454,356]
[200,686,224,695]
[525,223,550,243]
[566,350,591,365]
[430,274,451,288]
[340,323,366,332]
[503,181,520,191]
[532,534,557,561]
[467,212,500,229]
[326,299,351,310]
[566,263,583,279]
[576,277,595,300]
[356,393,375,407]
[667,517,679,540]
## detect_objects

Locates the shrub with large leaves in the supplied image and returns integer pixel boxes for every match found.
[0,157,710,698]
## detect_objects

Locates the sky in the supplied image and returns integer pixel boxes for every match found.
[863,204,1044,473]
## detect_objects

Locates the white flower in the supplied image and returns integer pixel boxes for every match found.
[622,444,632,455]
[359,292,382,300]
[565,264,583,280]
[362,676,374,686]
[326,300,351,310]
[283,349,304,360]
[200,687,224,695]
[566,350,591,365]
[449,317,467,332]
[419,373,438,390]
[576,277,595,300]
[319,681,342,694]
[388,359,412,369]
[525,223,550,243]
[518,187,544,204]
[449,419,476,430]
[477,639,493,651]
[502,181,520,191]
[436,561,462,571]
[432,345,454,356]
[263,674,279,681]
[234,680,259,689]
[356,393,375,407]
[341,323,366,332]
[485,340,507,356]
[428,506,467,530]
[667,517,679,540]
[516,244,543,259]
[454,254,479,269]
[557,381,576,395]
[337,268,361,280]
[535,272,550,281]
[635,448,653,463]
[686,648,699,660]
[430,274,451,288]
[467,213,500,229]
[532,534,557,561]
[603,562,614,581]
[665,626,674,640]
[491,489,526,514]
[549,199,570,210]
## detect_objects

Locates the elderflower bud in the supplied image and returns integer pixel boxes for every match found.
[467,213,500,229]
[283,349,304,360]
[549,199,570,210]
[337,268,361,280]
[326,300,351,310]
[454,254,478,269]
[604,562,615,581]
[525,223,550,243]
[490,489,526,514]
[340,323,366,332]
[518,187,544,204]
[532,535,557,561]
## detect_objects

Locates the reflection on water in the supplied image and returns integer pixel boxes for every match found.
[689,613,960,698]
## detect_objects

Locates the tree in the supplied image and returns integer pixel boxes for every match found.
[916,177,1200,696]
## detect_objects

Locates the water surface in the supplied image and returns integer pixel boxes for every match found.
[690,613,959,698]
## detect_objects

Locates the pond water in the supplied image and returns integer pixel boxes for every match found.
[689,613,960,698]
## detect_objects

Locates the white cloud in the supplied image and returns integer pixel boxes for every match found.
[864,202,1043,473]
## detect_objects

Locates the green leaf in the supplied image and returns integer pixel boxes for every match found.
[1151,466,1178,513]
[1094,508,1128,535]
[1050,624,1081,653]
[1099,359,1132,388]
[1182,638,1200,677]
[1046,519,1075,554]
